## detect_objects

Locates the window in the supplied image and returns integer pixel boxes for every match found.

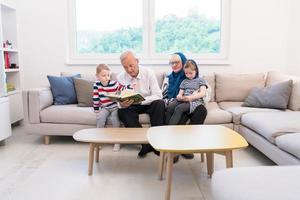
[68,0,230,64]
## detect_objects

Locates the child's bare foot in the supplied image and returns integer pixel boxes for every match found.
[113,144,121,152]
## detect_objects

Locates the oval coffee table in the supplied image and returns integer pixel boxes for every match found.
[147,125,248,200]
[73,128,148,175]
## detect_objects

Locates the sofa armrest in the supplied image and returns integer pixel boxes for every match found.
[24,87,53,124]
[212,166,300,200]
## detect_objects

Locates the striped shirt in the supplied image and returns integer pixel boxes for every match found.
[179,77,208,113]
[93,80,126,111]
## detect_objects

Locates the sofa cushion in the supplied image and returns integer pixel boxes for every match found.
[47,74,80,105]
[276,133,300,159]
[242,80,293,109]
[40,105,151,126]
[215,73,265,102]
[219,102,281,124]
[241,112,300,143]
[40,105,96,125]
[204,102,232,124]
[73,78,94,107]
[266,71,300,111]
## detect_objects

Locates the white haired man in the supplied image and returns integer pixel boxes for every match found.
[117,50,165,158]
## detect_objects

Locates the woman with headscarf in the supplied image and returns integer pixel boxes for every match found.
[163,53,208,162]
[163,52,189,125]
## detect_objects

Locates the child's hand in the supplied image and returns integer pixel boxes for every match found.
[176,95,183,101]
[183,96,193,102]
[192,90,200,95]
[131,82,137,90]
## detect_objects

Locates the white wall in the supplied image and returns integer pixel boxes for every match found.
[17,0,292,89]
[286,0,300,76]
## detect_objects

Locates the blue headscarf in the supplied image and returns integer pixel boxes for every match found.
[167,52,187,99]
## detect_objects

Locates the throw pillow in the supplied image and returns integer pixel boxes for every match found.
[47,74,80,105]
[242,80,293,109]
[73,78,94,107]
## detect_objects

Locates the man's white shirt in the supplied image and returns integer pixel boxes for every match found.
[117,66,162,105]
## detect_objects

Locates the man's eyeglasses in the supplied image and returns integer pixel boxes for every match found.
[169,61,180,66]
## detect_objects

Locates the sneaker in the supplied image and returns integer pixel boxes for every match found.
[113,144,121,152]
[153,150,160,156]
[173,155,180,163]
[181,153,194,159]
[138,144,153,158]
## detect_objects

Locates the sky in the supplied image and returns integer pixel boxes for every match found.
[76,0,220,31]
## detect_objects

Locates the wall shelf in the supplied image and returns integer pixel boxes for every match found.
[5,68,19,72]
[0,2,23,124]
[1,48,18,52]
[7,90,20,96]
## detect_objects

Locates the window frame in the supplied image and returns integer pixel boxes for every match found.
[67,0,230,65]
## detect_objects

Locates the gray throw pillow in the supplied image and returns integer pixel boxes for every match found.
[47,74,80,105]
[242,80,293,109]
[73,78,94,107]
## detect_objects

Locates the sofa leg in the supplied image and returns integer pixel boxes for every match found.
[0,140,6,146]
[44,136,50,145]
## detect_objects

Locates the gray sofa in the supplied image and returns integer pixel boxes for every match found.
[212,166,300,200]
[22,71,300,165]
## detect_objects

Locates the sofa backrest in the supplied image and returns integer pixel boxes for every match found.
[62,71,216,102]
[266,71,300,111]
[215,73,266,102]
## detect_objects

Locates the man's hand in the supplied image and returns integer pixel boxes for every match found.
[119,99,134,108]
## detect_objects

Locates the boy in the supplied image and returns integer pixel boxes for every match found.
[93,64,129,151]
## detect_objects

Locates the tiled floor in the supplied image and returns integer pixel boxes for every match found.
[0,124,275,200]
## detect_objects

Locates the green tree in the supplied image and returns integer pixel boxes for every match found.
[77,14,220,54]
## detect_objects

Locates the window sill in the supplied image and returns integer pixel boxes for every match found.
[66,58,230,66]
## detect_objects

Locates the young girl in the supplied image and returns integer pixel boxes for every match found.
[168,59,208,125]
[93,64,131,151]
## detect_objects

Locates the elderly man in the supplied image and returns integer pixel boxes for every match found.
[117,50,165,158]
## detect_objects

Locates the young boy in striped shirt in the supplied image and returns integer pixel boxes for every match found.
[93,64,130,151]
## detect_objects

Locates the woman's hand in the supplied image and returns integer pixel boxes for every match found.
[119,99,134,108]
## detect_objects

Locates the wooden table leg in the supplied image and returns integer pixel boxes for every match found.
[95,144,100,163]
[88,143,95,176]
[158,152,165,180]
[206,152,214,178]
[200,153,205,162]
[225,150,233,168]
[165,152,174,200]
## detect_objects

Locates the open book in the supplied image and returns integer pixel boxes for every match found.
[106,90,145,104]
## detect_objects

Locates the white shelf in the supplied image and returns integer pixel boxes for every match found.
[0,1,16,10]
[5,68,19,72]
[0,96,11,141]
[1,48,18,52]
[7,90,20,96]
[0,1,23,124]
